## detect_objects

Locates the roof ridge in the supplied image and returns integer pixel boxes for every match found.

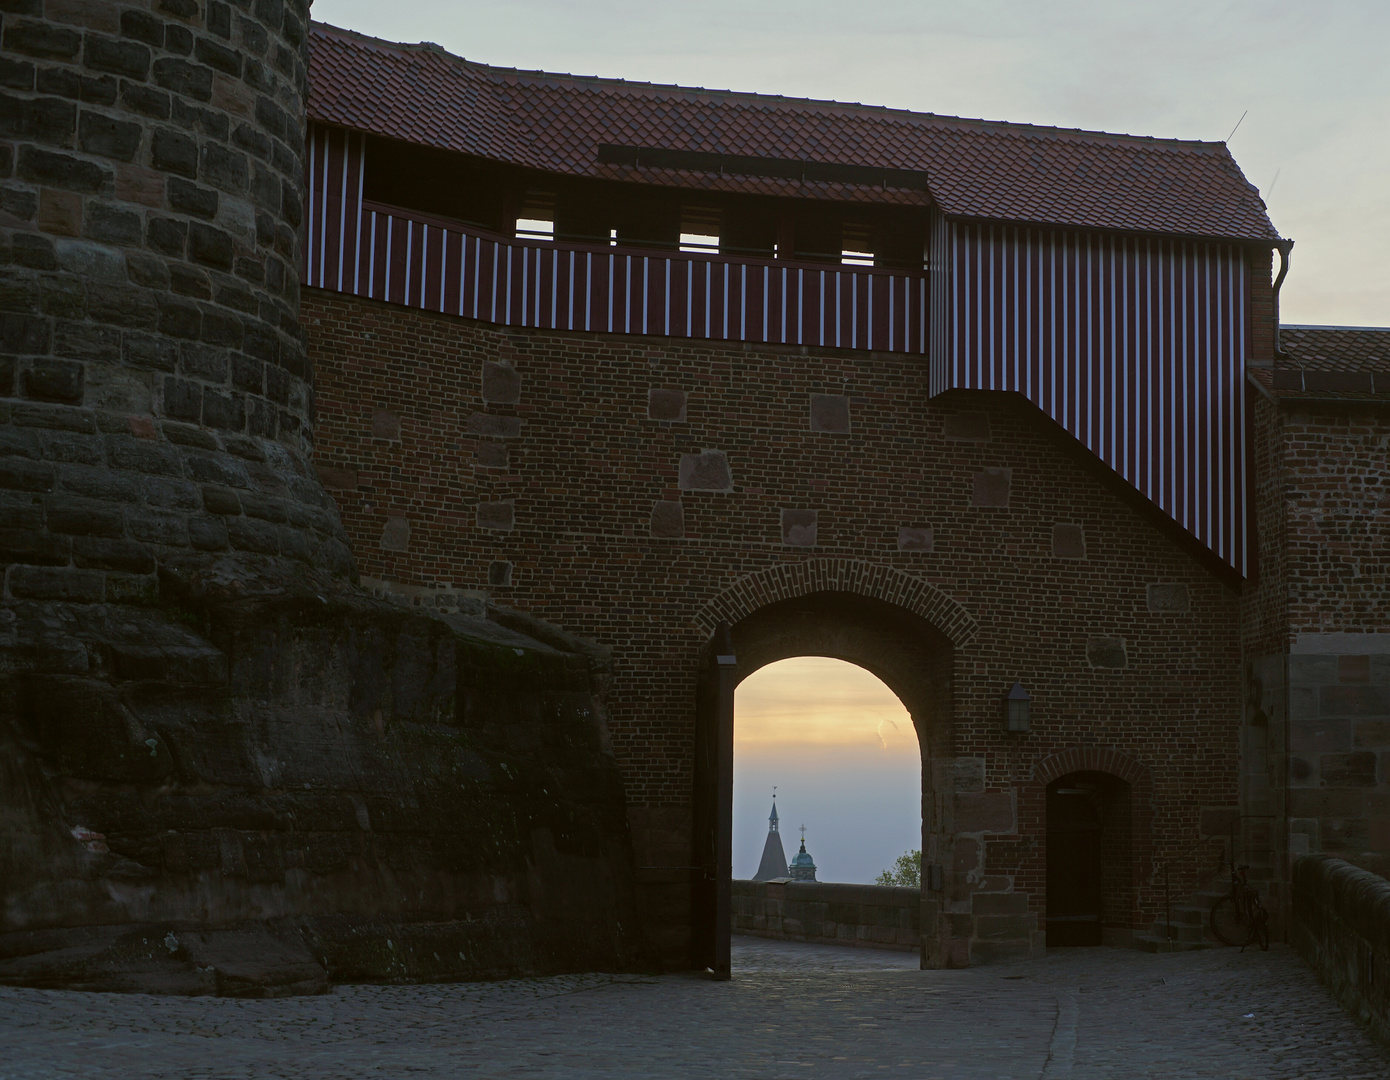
[309,21,1228,154]
[1283,324,1390,333]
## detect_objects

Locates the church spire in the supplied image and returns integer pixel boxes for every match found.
[752,788,789,881]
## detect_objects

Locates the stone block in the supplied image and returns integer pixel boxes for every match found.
[1321,685,1390,718]
[1147,583,1189,612]
[1052,523,1085,558]
[943,412,989,440]
[648,388,686,421]
[0,528,70,565]
[77,110,142,162]
[380,515,410,551]
[487,560,512,587]
[971,891,1029,915]
[678,450,732,491]
[954,792,1015,834]
[781,508,816,547]
[8,565,103,601]
[72,537,154,573]
[1291,719,1351,753]
[1353,721,1390,749]
[46,494,123,536]
[466,412,520,438]
[970,467,1010,507]
[951,837,980,872]
[974,914,1034,940]
[314,464,358,490]
[0,455,55,493]
[477,500,514,532]
[226,515,279,554]
[482,361,520,404]
[809,393,849,433]
[1320,752,1377,787]
[1289,654,1339,685]
[474,443,507,469]
[1288,788,1366,818]
[971,939,1034,964]
[1335,654,1371,683]
[37,188,82,236]
[897,526,932,552]
[650,500,684,539]
[1289,686,1319,719]
[1086,635,1127,669]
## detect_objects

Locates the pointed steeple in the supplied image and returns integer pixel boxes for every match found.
[753,790,789,881]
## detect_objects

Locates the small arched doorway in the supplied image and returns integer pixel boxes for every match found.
[1045,770,1133,946]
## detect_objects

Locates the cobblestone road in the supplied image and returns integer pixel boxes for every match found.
[1,937,1386,1079]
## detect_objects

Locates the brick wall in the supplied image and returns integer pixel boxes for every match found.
[305,287,1247,966]
[1242,388,1390,927]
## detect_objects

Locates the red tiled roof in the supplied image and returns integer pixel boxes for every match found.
[1279,326,1390,372]
[308,24,1280,243]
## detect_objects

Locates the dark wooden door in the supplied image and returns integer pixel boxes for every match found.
[1046,784,1103,946]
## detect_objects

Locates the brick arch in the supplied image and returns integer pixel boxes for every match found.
[1032,746,1153,796]
[692,558,978,646]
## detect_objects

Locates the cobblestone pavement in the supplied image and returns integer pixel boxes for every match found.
[1,937,1386,1079]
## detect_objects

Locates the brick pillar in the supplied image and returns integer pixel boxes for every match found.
[0,0,353,605]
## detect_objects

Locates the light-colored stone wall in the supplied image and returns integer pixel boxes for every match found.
[732,879,920,953]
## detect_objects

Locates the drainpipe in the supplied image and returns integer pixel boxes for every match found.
[1271,240,1294,361]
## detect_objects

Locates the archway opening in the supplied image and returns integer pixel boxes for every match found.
[691,591,956,973]
[1045,771,1134,946]
[734,656,920,885]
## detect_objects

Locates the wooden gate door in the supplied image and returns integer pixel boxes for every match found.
[1046,781,1103,946]
[691,624,737,978]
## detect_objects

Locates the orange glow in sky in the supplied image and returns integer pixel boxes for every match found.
[735,656,918,753]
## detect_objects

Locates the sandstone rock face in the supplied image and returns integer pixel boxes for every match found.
[0,573,645,993]
[0,3,646,993]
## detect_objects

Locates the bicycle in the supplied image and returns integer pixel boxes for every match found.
[1209,862,1270,950]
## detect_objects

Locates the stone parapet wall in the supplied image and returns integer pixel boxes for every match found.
[733,879,919,952]
[1292,854,1390,1045]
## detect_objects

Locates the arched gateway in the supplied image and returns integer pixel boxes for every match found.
[691,563,970,976]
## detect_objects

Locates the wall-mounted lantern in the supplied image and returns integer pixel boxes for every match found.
[1005,681,1031,733]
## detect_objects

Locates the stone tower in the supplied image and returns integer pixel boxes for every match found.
[0,0,353,603]
[0,5,644,994]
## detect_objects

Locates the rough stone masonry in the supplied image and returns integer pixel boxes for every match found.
[0,0,645,994]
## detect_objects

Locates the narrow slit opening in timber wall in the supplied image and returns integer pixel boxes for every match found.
[734,657,921,888]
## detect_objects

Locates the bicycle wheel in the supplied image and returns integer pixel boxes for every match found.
[1250,904,1271,951]
[1210,894,1253,946]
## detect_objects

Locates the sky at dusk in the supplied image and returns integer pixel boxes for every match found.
[733,658,920,884]
[314,0,1390,328]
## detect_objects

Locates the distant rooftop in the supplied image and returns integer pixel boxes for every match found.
[308,23,1280,243]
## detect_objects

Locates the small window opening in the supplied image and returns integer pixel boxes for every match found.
[516,218,554,241]
[841,222,874,266]
[680,232,720,255]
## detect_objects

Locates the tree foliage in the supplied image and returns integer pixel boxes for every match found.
[875,849,921,887]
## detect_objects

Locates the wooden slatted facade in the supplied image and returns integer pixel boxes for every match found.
[929,218,1249,572]
[304,126,928,355]
[304,122,1253,573]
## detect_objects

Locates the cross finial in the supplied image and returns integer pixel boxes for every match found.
[799,824,807,841]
